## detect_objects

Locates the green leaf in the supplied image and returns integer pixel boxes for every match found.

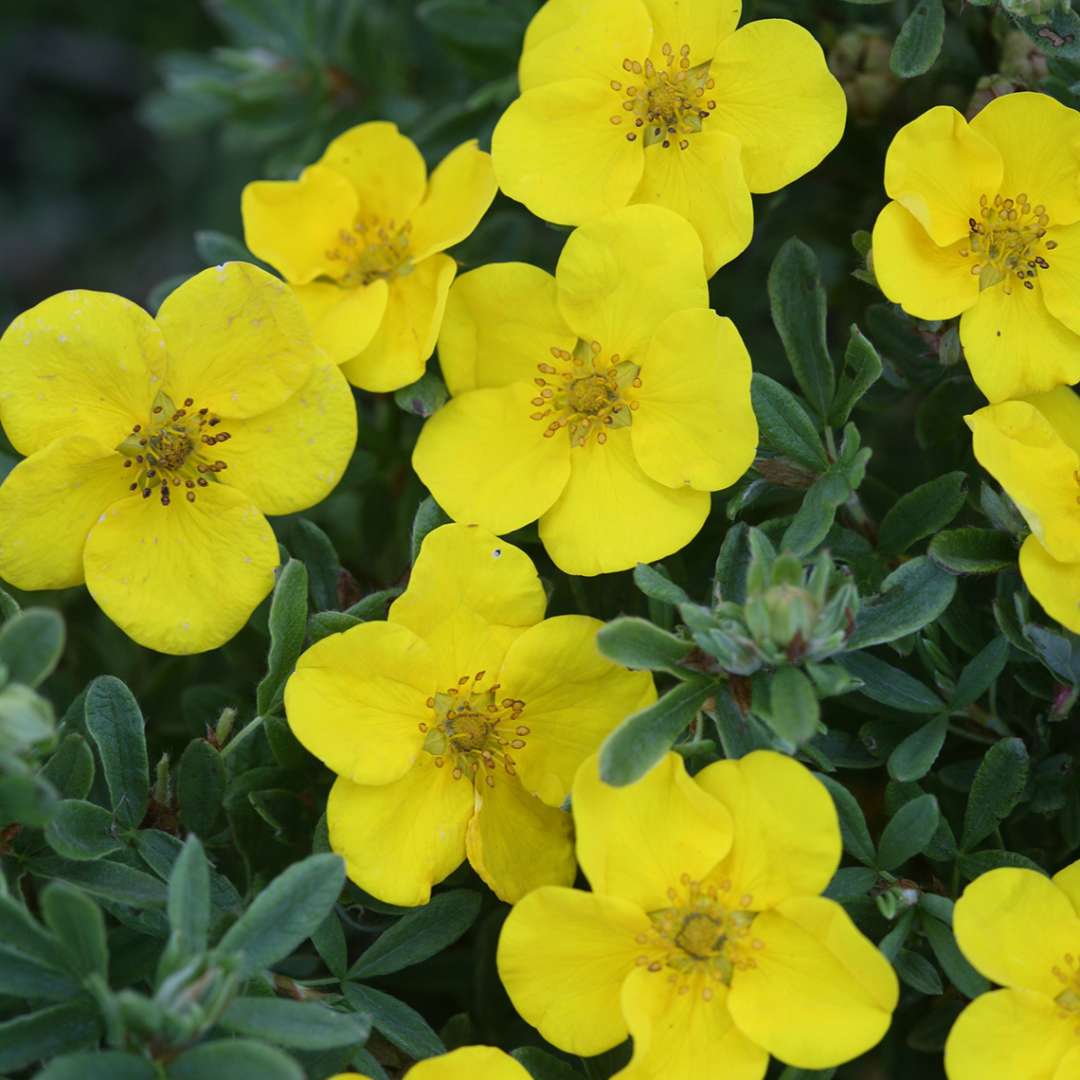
[713,522,752,604]
[343,983,444,1060]
[135,829,242,915]
[394,370,449,417]
[167,1039,303,1080]
[895,949,944,995]
[878,473,968,556]
[761,666,820,744]
[220,998,371,1049]
[411,496,450,562]
[346,587,403,621]
[0,945,80,1001]
[596,617,693,671]
[847,557,957,648]
[750,373,828,471]
[31,856,167,907]
[922,915,990,998]
[829,326,883,426]
[256,559,309,716]
[877,794,940,871]
[288,518,341,612]
[929,528,1016,574]
[778,1067,836,1080]
[84,676,149,830]
[216,853,345,974]
[632,563,692,607]
[512,1047,585,1080]
[817,774,876,866]
[0,608,65,687]
[168,835,210,951]
[887,717,949,783]
[350,889,481,979]
[0,772,57,826]
[194,229,253,265]
[312,910,347,980]
[0,894,67,970]
[837,652,942,714]
[40,735,95,800]
[599,678,717,786]
[951,637,1009,709]
[0,1000,100,1072]
[959,849,1045,879]
[961,737,1029,851]
[890,0,945,77]
[1008,4,1080,60]
[38,1050,157,1080]
[823,866,878,902]
[177,738,226,836]
[45,800,124,861]
[767,237,835,420]
[40,881,108,980]
[416,0,531,51]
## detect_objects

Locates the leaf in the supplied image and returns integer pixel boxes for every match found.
[0,945,80,1001]
[632,563,692,607]
[878,473,968,556]
[177,738,226,836]
[837,652,943,714]
[595,617,693,671]
[168,835,210,951]
[750,373,828,471]
[847,557,957,648]
[31,856,167,907]
[167,1040,303,1080]
[256,559,309,716]
[194,229,253,265]
[887,717,949,783]
[0,607,65,687]
[220,998,371,1049]
[823,866,878,902]
[961,737,1029,851]
[877,794,940,871]
[781,470,851,557]
[417,0,531,51]
[922,915,990,998]
[394,370,449,417]
[411,496,450,562]
[0,894,67,970]
[829,326,883,426]
[929,528,1016,574]
[713,522,752,604]
[817,774,876,866]
[958,849,1045,879]
[895,949,944,996]
[40,881,108,980]
[288,518,341,612]
[343,983,445,1060]
[40,735,95,800]
[512,1047,585,1080]
[950,637,1009,709]
[312,910,347,980]
[84,676,149,830]
[350,889,481,979]
[0,1000,100,1072]
[45,800,123,861]
[890,0,946,77]
[346,587,403,621]
[761,666,820,744]
[37,1050,158,1080]
[135,829,241,915]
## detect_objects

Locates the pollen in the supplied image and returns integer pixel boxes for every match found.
[962,192,1055,294]
[615,43,715,149]
[325,216,414,287]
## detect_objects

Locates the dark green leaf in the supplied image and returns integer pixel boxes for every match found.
[829,326,883,426]
[750,373,828,471]
[817,774,876,865]
[929,528,1015,574]
[256,560,309,716]
[961,738,1030,851]
[761,666,820,744]
[895,949,944,995]
[512,1047,585,1080]
[167,1039,303,1080]
[848,557,957,648]
[40,881,108,980]
[417,0,530,50]
[713,523,752,604]
[0,945,80,1001]
[312,910,347,980]
[0,608,65,687]
[346,588,402,621]
[45,800,123,861]
[168,835,210,950]
[194,230,253,265]
[596,617,693,671]
[890,0,945,77]
[343,983,444,1060]
[394,370,449,417]
[887,717,949,782]
[38,1050,157,1080]
[823,866,878,902]
[951,637,1009,709]
[878,473,967,556]
[782,470,850,557]
[837,652,942,714]
[959,849,1045,879]
[922,915,989,998]
[84,676,149,830]
[289,518,341,612]
[40,735,95,800]
[0,1000,100,1072]
[0,894,67,969]
[220,998,370,1049]
[31,856,167,907]
[877,795,940,871]
[135,829,242,915]
[177,738,226,836]
[411,496,450,563]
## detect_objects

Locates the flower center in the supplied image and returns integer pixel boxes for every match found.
[419,671,530,788]
[1053,953,1080,1023]
[326,216,413,287]
[529,339,641,448]
[962,192,1057,293]
[116,393,230,508]
[610,43,716,148]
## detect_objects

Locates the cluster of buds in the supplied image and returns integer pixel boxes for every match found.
[827,28,901,125]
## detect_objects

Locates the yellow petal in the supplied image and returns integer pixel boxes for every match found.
[407,1047,531,1080]
[157,263,315,419]
[215,362,356,516]
[318,121,427,223]
[573,752,733,910]
[240,165,359,285]
[619,967,768,1080]
[497,885,653,1056]
[871,201,978,320]
[0,436,130,590]
[1039,221,1080,338]
[954,867,1080,996]
[556,203,708,361]
[539,426,710,576]
[412,383,572,536]
[522,0,581,54]
[959,282,1080,404]
[883,105,1002,247]
[466,774,576,903]
[0,289,162,457]
[694,751,841,910]
[290,280,389,366]
[727,896,897,1069]
[284,620,434,786]
[707,19,846,195]
[496,615,656,806]
[437,264,574,395]
[1024,387,1080,460]
[340,254,456,392]
[409,141,498,262]
[492,79,645,224]
[1019,535,1080,636]
[327,759,472,908]
[970,91,1080,227]
[640,0,742,58]
[944,989,1074,1080]
[631,309,756,491]
[1052,859,1080,916]
[82,481,278,654]
[1055,1045,1080,1080]
[389,523,548,687]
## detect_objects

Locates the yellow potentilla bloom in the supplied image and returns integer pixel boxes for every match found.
[412,205,758,576]
[284,523,655,906]
[498,751,898,1079]
[872,92,1080,403]
[492,0,846,275]
[967,387,1080,633]
[0,263,356,655]
[331,1045,529,1080]
[242,121,497,392]
[945,863,1080,1079]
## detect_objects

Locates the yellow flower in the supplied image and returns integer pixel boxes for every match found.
[497,752,898,1079]
[491,0,846,275]
[331,1045,530,1080]
[872,93,1080,403]
[242,122,497,393]
[412,205,757,576]
[284,523,655,906]
[945,863,1080,1079]
[967,388,1080,633]
[0,263,355,655]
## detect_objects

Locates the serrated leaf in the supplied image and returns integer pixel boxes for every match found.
[84,676,148,830]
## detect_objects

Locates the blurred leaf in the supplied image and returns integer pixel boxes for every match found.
[167,1039,303,1080]
[289,519,342,612]
[37,1051,157,1080]
[895,949,944,995]
[890,0,945,77]
[512,1047,584,1080]
[40,882,108,980]
[256,559,309,716]
[0,1000,100,1072]
[194,230,254,265]
[84,676,149,830]
[417,0,531,51]
[411,497,451,563]
[40,736,95,801]
[394,370,449,418]
[168,835,211,951]
[922,915,990,998]
[220,998,371,1049]
[0,608,65,688]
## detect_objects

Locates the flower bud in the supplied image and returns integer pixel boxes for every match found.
[828,28,901,125]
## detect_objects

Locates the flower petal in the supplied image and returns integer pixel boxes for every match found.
[215,362,356,516]
[619,967,768,1080]
[522,0,581,54]
[290,280,389,366]
[640,0,742,58]
[573,752,733,910]
[437,264,574,395]
[327,759,472,908]
[492,79,645,225]
[466,775,576,903]
[82,481,278,654]
[539,426,710,576]
[1039,221,1080,338]
[631,309,756,491]
[389,523,548,686]
[408,141,497,262]
[871,201,978,320]
[408,1047,531,1080]
[318,121,427,223]
[241,165,359,285]
[0,289,162,457]
[707,19,846,195]
[0,436,130,590]
[970,91,1080,227]
[340,254,456,392]
[944,988,1074,1080]
[497,885,653,1056]
[694,751,841,909]
[954,867,1080,996]
[1052,859,1080,917]
[883,105,1002,247]
[157,263,315,419]
[413,384,572,537]
[1019,535,1080,636]
[726,896,898,1069]
[284,621,434,786]
[1055,1044,1080,1080]
[1023,387,1080,460]
[496,615,656,806]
